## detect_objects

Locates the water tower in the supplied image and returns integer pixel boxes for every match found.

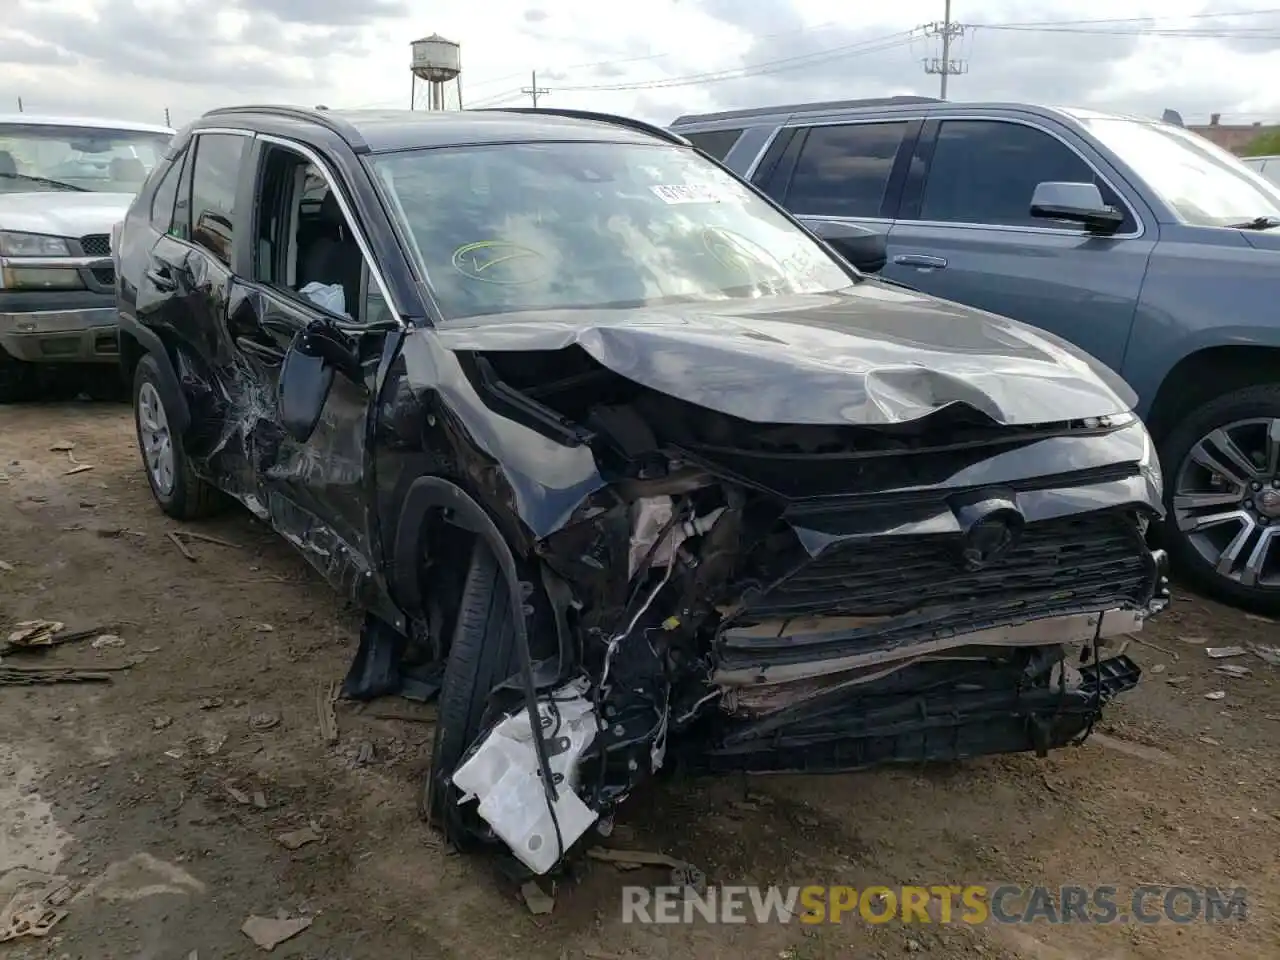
[410,34,462,110]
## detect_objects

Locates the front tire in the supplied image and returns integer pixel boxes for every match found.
[1159,383,1280,614]
[132,353,223,520]
[422,538,522,834]
[0,348,35,404]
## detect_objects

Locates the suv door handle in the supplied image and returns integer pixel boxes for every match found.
[893,254,947,269]
[145,266,176,291]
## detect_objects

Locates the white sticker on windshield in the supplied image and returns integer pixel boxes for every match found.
[650,183,740,204]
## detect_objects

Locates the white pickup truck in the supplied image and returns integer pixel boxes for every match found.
[0,113,173,401]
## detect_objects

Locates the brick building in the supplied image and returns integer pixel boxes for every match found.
[1187,114,1280,154]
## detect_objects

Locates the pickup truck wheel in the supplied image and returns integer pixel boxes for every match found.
[1160,384,1280,614]
[132,353,224,520]
[0,348,35,403]
[421,538,523,837]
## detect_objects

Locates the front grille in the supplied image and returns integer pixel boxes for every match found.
[80,234,111,256]
[91,266,116,286]
[731,510,1151,628]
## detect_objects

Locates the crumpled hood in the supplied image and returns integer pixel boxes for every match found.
[432,283,1137,427]
[0,192,134,240]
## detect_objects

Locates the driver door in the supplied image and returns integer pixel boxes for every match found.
[224,137,398,594]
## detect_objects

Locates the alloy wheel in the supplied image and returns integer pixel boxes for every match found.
[1173,417,1280,589]
[137,381,176,497]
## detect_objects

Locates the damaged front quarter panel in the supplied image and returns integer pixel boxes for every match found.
[374,307,1168,878]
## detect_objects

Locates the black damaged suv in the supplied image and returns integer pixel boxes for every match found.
[114,105,1169,876]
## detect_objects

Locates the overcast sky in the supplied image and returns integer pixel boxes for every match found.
[3,0,1278,129]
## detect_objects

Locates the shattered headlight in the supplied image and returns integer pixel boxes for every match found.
[1137,421,1163,500]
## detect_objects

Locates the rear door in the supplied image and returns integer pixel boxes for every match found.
[883,117,1156,373]
[751,119,921,266]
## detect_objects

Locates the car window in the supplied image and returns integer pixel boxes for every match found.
[0,124,171,196]
[684,129,744,161]
[919,120,1102,229]
[784,122,908,219]
[148,151,184,235]
[369,140,855,321]
[190,133,246,266]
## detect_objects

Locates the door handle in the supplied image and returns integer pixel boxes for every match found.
[893,254,948,269]
[145,266,176,291]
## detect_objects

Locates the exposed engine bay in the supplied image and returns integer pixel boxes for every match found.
[431,345,1170,876]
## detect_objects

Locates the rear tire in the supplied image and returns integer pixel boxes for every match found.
[1159,383,1280,614]
[422,538,522,833]
[132,352,224,520]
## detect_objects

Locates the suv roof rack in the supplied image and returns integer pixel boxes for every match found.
[473,107,690,146]
[671,95,942,126]
[201,104,370,152]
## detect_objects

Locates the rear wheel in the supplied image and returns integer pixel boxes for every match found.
[132,353,224,520]
[1160,384,1280,614]
[422,538,523,835]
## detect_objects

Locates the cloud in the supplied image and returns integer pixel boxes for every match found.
[2,0,1276,129]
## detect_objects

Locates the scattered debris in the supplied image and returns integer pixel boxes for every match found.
[64,464,94,476]
[5,620,64,650]
[49,441,75,452]
[1204,691,1226,701]
[164,748,185,760]
[521,881,555,915]
[1149,663,1166,674]
[588,847,689,869]
[1205,646,1246,659]
[198,697,225,711]
[275,827,321,851]
[1250,643,1280,667]
[225,784,252,805]
[254,623,275,633]
[1198,736,1221,746]
[153,716,173,730]
[167,529,244,563]
[1164,675,1191,685]
[203,732,228,755]
[1130,635,1178,660]
[90,634,125,649]
[1088,733,1180,767]
[72,854,205,903]
[316,680,339,745]
[0,870,69,943]
[241,914,313,951]
[1215,664,1252,678]
[253,790,267,809]
[0,560,13,572]
[0,665,116,686]
[1244,613,1277,625]
[167,532,197,562]
[249,712,280,731]
[671,862,709,894]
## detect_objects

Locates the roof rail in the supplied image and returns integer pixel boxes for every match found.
[200,104,370,152]
[473,107,690,146]
[671,95,942,126]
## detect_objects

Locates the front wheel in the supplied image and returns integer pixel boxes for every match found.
[1159,383,1280,614]
[132,353,224,520]
[0,348,35,403]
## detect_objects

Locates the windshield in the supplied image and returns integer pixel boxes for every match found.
[368,140,854,319]
[0,124,172,195]
[1078,117,1280,227]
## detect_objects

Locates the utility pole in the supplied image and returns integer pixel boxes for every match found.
[922,0,967,99]
[521,70,550,109]
[16,96,23,113]
[164,107,171,126]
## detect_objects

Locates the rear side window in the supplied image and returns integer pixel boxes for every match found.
[684,128,745,161]
[919,120,1098,228]
[785,122,908,218]
[189,133,247,266]
[148,150,185,235]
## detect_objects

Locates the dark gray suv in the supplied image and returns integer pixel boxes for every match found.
[673,97,1280,613]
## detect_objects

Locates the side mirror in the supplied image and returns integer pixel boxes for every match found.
[1030,181,1125,234]
[277,321,360,443]
[806,219,888,274]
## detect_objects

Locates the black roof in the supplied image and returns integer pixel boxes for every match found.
[197,105,685,154]
[671,95,941,126]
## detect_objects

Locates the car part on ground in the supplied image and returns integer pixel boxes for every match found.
[112,104,1170,880]
[671,97,1280,612]
[0,114,174,401]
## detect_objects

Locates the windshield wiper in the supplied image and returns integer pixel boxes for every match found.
[0,172,89,192]
[1228,215,1280,230]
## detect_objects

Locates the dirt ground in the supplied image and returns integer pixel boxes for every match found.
[0,401,1277,960]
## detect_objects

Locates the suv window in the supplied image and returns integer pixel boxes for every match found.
[685,129,744,161]
[190,133,246,266]
[148,150,184,235]
[919,120,1100,229]
[785,122,908,218]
